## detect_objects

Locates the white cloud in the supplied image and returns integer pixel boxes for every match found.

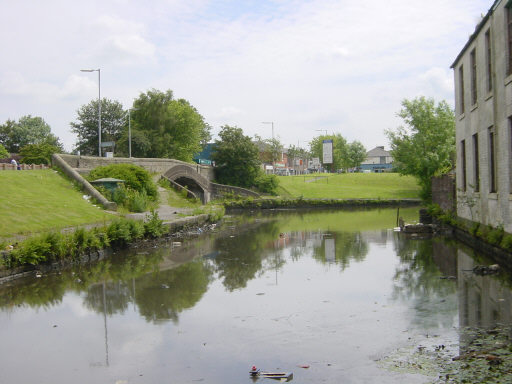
[0,0,492,152]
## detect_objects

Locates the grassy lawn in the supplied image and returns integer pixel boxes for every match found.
[0,170,113,238]
[277,173,420,199]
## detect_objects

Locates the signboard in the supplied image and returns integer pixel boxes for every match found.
[101,141,115,148]
[322,140,333,164]
[312,157,320,167]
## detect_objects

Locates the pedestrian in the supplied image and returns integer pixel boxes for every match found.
[10,158,17,170]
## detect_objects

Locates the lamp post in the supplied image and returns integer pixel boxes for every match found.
[80,68,101,157]
[262,121,274,139]
[128,109,132,158]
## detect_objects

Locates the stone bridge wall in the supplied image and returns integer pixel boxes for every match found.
[58,154,214,181]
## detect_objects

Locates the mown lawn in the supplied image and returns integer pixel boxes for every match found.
[277,172,420,199]
[0,170,113,238]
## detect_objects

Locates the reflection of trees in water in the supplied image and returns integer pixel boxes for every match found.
[83,281,132,315]
[311,231,368,270]
[211,221,281,291]
[133,261,214,323]
[0,250,164,312]
[391,234,457,329]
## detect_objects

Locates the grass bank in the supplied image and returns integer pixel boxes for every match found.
[277,173,420,199]
[0,170,112,239]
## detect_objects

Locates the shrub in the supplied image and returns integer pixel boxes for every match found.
[487,225,505,246]
[88,164,157,200]
[0,144,8,159]
[255,173,279,195]
[144,210,167,238]
[107,219,133,246]
[19,143,60,165]
[500,234,512,251]
[126,189,148,213]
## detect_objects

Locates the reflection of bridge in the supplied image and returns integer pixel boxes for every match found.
[53,154,259,206]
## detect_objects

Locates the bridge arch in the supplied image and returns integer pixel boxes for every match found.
[163,164,211,203]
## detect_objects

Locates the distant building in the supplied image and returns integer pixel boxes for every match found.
[452,0,512,231]
[193,143,214,165]
[359,146,393,172]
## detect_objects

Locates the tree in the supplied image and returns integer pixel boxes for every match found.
[212,125,261,188]
[386,97,455,202]
[0,144,8,159]
[0,115,62,153]
[129,89,211,161]
[71,98,126,156]
[346,141,367,169]
[254,135,284,166]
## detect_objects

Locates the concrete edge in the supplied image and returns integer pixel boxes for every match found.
[51,153,117,211]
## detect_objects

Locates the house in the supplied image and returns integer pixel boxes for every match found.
[359,146,393,172]
[452,0,512,232]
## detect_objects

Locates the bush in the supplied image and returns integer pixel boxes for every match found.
[255,173,279,195]
[19,143,60,165]
[88,164,157,200]
[500,234,512,251]
[144,210,167,238]
[487,225,505,246]
[0,144,8,159]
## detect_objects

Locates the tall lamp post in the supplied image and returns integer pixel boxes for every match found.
[80,68,101,157]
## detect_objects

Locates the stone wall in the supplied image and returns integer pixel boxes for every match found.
[432,174,456,212]
[210,182,260,199]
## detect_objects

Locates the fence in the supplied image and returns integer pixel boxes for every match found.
[0,163,49,171]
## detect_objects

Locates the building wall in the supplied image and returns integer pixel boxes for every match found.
[454,0,512,232]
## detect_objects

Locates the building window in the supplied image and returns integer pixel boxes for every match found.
[470,49,477,105]
[461,139,467,192]
[508,5,512,75]
[473,133,480,192]
[485,29,492,92]
[459,65,465,114]
[489,127,497,193]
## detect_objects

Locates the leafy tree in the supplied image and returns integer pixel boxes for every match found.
[19,143,61,165]
[0,115,62,153]
[386,97,455,202]
[212,125,261,188]
[0,143,8,159]
[346,141,367,169]
[309,133,348,171]
[129,89,211,161]
[71,98,126,156]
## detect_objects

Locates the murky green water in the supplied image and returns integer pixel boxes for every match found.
[1,208,511,384]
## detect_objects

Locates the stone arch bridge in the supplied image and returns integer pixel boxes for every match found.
[53,154,259,206]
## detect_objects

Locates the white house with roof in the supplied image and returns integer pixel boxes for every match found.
[452,0,512,232]
[359,146,393,172]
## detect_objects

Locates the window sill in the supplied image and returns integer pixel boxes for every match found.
[485,93,493,101]
[470,103,478,112]
[459,113,465,121]
[505,74,512,86]
[488,193,498,200]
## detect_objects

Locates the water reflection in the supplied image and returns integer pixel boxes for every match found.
[3,208,512,383]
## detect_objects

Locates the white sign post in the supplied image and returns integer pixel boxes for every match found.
[322,140,333,164]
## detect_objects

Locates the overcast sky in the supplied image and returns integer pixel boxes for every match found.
[0,0,491,152]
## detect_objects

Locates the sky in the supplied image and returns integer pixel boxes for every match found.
[0,0,492,153]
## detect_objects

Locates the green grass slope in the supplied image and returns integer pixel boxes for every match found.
[0,170,112,238]
[277,173,420,199]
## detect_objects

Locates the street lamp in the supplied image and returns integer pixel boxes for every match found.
[262,121,274,139]
[315,129,328,136]
[127,109,133,158]
[80,68,101,157]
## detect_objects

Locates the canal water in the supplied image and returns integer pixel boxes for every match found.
[1,208,511,384]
